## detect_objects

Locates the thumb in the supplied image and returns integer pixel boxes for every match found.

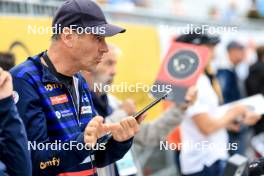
[136,113,147,124]
[92,116,104,124]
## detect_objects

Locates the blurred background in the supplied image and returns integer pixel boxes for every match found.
[1,0,264,175]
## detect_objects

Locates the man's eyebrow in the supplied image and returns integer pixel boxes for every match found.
[94,35,102,38]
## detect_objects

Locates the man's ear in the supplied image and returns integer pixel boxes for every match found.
[60,27,75,48]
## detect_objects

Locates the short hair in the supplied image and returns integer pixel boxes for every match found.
[256,45,264,61]
[0,52,15,70]
[51,33,61,41]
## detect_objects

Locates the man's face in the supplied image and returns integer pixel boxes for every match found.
[92,49,117,86]
[70,33,109,71]
[228,48,246,65]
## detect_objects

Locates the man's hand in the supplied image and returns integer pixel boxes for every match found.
[120,99,136,116]
[226,123,241,132]
[84,116,108,148]
[242,111,261,126]
[106,116,142,142]
[84,114,146,146]
[0,67,13,100]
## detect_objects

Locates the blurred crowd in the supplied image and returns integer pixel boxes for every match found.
[95,0,264,21]
[1,0,264,176]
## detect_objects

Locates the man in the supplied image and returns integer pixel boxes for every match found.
[246,45,264,135]
[217,41,246,103]
[0,67,31,176]
[82,44,197,176]
[216,41,249,156]
[10,0,143,175]
[246,45,264,97]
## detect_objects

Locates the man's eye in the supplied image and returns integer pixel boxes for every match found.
[95,36,102,41]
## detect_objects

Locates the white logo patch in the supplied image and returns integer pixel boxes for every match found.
[81,106,92,114]
[55,111,61,119]
[12,91,19,104]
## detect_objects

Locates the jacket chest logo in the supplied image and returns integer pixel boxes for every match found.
[81,106,92,114]
[45,83,63,91]
[50,94,69,105]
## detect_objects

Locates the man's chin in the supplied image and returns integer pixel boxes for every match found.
[106,80,113,85]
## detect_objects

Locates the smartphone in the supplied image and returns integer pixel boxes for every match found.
[133,91,170,121]
[97,91,170,144]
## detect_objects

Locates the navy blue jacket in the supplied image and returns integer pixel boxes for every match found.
[10,52,132,176]
[0,96,32,176]
[217,69,242,104]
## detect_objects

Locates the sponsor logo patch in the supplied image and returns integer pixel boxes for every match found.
[50,94,68,105]
[40,157,60,170]
[55,111,61,119]
[45,83,63,91]
[82,93,89,103]
[81,106,92,114]
[55,109,73,119]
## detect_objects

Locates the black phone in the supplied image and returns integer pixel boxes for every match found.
[97,91,170,144]
[133,91,170,121]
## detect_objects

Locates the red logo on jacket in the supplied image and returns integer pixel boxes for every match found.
[50,94,69,105]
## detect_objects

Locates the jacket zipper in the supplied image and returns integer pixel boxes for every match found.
[65,86,81,127]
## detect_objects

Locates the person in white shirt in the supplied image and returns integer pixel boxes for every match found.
[175,33,261,176]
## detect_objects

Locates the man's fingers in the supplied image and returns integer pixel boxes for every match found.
[243,112,261,126]
[88,116,104,128]
[96,122,108,138]
[124,121,138,137]
[136,113,147,124]
[108,123,125,141]
[105,116,143,142]
[119,117,140,139]
[85,126,97,136]
[126,116,138,129]
[91,116,104,124]
[84,116,107,145]
[104,123,121,132]
[84,135,97,147]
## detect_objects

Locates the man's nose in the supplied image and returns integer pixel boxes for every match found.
[101,40,109,53]
[110,66,116,76]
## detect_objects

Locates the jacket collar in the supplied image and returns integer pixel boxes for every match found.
[28,52,80,84]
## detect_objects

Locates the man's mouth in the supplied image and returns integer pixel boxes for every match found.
[95,59,101,64]
[94,57,102,64]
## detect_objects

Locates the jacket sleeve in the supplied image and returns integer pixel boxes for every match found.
[94,137,133,168]
[0,96,32,176]
[12,77,96,176]
[134,106,183,147]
